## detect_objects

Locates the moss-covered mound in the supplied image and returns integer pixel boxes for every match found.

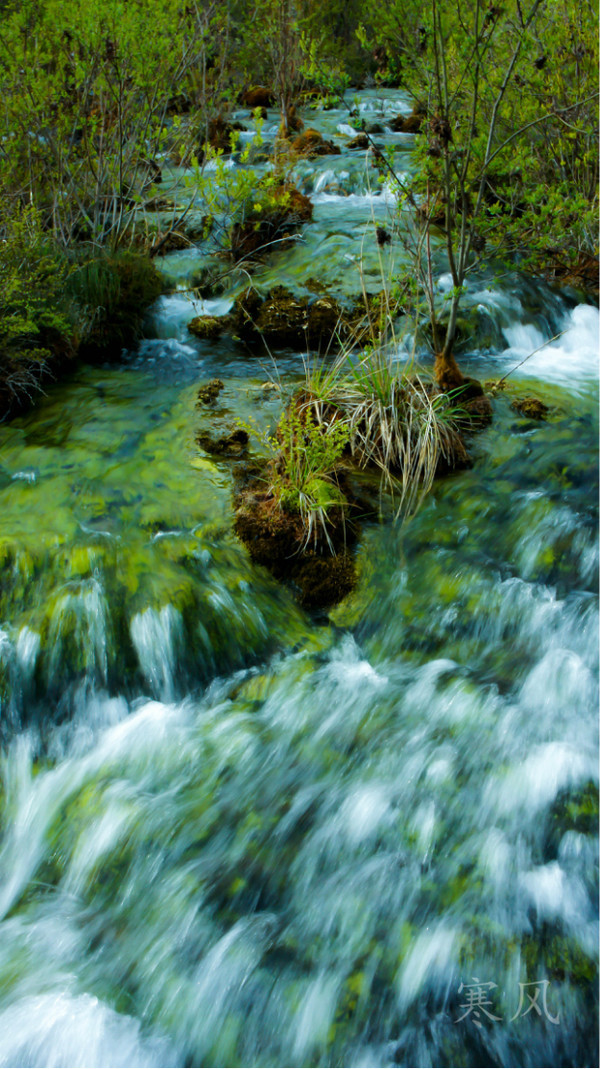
[229,286,344,350]
[234,482,357,609]
[72,251,164,361]
[229,185,313,263]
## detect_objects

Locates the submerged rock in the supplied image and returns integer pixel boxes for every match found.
[197,428,248,456]
[196,379,224,405]
[511,396,550,420]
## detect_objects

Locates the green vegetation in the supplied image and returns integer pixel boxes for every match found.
[0,0,596,439]
[0,206,78,413]
[362,0,598,382]
[306,345,469,518]
[68,250,164,360]
[241,322,470,563]
[262,402,350,550]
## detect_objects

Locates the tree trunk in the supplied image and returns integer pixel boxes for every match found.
[434,344,465,391]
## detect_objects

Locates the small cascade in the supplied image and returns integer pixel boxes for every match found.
[130,604,184,702]
[44,578,111,693]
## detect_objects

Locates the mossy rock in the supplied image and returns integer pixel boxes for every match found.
[230,286,344,351]
[239,86,275,108]
[346,133,370,149]
[196,379,224,405]
[291,129,341,158]
[234,480,359,610]
[72,252,164,360]
[196,428,248,456]
[511,396,550,420]
[294,552,356,608]
[188,316,226,341]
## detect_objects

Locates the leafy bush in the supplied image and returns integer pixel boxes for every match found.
[0,206,78,413]
[69,251,164,359]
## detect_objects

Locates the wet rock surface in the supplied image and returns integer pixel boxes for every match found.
[188,316,226,341]
[511,395,550,420]
[291,128,341,158]
[197,428,249,456]
[229,286,345,350]
[234,482,357,608]
[196,379,225,404]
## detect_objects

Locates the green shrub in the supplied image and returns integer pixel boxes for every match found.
[0,205,78,414]
[69,251,164,359]
[242,401,350,551]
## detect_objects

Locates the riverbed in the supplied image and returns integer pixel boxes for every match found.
[0,90,597,1068]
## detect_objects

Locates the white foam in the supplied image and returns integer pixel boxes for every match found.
[502,303,599,388]
[0,991,175,1068]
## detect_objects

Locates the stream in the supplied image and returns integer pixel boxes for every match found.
[0,90,597,1068]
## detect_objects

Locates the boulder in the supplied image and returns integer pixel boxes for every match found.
[188,316,225,341]
[291,129,340,158]
[240,86,275,108]
[230,286,343,350]
[346,133,370,149]
[401,113,423,134]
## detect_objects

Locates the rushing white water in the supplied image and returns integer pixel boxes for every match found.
[501,303,599,388]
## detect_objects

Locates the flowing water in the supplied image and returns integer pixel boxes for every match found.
[0,91,597,1068]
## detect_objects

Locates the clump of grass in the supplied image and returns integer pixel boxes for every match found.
[272,403,349,552]
[68,250,164,358]
[240,403,350,554]
[302,339,467,522]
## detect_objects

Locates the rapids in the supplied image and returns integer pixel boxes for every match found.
[0,89,597,1068]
